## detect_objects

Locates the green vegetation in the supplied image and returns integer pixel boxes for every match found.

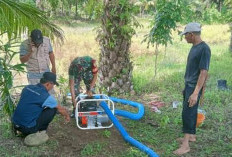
[1,19,231,156]
[1,0,232,156]
[81,142,106,156]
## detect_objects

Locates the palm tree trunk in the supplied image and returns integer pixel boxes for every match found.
[98,0,134,95]
[75,0,78,19]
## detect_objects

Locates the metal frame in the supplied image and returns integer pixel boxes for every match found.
[75,94,114,130]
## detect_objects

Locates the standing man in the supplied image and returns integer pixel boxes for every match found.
[173,22,211,155]
[68,56,98,117]
[12,72,70,146]
[20,29,56,85]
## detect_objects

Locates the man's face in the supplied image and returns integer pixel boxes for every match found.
[184,32,194,43]
[47,82,55,91]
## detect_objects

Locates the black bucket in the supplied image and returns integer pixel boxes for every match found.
[217,80,227,90]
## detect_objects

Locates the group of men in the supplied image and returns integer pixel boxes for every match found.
[12,29,98,146]
[12,22,211,156]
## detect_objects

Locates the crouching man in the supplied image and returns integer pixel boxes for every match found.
[12,72,70,146]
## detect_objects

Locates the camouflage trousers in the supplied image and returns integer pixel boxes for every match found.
[74,71,93,96]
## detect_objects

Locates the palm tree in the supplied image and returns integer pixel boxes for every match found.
[97,0,138,95]
[0,0,64,116]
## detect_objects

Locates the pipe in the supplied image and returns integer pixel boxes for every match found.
[100,101,159,157]
[109,97,144,120]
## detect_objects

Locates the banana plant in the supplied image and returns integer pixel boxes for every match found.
[0,34,25,116]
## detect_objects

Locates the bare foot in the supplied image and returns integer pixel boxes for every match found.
[176,137,196,143]
[173,145,190,155]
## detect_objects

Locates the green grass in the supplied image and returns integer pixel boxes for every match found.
[81,141,106,156]
[1,18,232,156]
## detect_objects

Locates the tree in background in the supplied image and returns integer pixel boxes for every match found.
[0,0,64,116]
[134,0,156,17]
[97,0,139,95]
[224,0,232,52]
[144,0,192,79]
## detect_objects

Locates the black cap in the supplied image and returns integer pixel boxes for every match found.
[42,72,59,86]
[30,29,43,44]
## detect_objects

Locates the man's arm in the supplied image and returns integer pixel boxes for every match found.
[20,41,33,63]
[90,73,97,89]
[20,52,33,63]
[188,69,208,107]
[49,52,56,74]
[69,79,76,108]
[86,73,97,97]
[56,104,70,122]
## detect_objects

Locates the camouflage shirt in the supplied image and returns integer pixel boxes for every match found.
[68,56,98,81]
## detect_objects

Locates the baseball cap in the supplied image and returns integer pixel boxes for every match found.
[41,72,59,86]
[180,22,201,35]
[30,29,43,44]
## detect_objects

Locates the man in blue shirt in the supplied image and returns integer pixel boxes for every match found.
[173,23,211,155]
[12,72,70,146]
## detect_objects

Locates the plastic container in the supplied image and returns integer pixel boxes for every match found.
[196,112,205,127]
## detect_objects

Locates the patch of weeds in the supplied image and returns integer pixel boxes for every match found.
[102,130,111,138]
[81,141,105,156]
[120,147,148,157]
[160,115,170,128]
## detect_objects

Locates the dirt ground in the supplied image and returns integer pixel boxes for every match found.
[48,115,128,157]
[47,94,158,156]
[0,93,159,156]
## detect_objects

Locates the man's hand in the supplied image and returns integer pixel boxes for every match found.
[29,41,35,53]
[188,93,198,107]
[51,67,56,74]
[86,90,93,97]
[57,105,71,123]
[64,114,70,123]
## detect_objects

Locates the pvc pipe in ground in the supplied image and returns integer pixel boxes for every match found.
[100,101,159,157]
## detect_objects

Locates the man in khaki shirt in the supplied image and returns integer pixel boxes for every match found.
[20,29,56,85]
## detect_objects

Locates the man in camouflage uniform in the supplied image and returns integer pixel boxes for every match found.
[20,29,56,85]
[69,56,98,117]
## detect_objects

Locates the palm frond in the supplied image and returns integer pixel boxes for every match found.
[0,0,64,42]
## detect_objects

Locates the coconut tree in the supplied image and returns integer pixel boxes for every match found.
[0,0,64,116]
[97,0,139,95]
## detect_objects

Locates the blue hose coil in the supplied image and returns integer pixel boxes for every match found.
[100,101,159,157]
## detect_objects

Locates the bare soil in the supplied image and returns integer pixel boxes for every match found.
[48,115,128,157]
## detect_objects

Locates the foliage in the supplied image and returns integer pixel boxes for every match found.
[0,0,64,116]
[98,0,140,49]
[144,0,191,47]
[80,142,105,156]
[0,19,232,157]
[0,35,25,116]
[0,0,64,42]
[102,129,111,138]
[83,0,103,20]
[134,0,157,16]
[57,75,69,105]
[223,0,232,22]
